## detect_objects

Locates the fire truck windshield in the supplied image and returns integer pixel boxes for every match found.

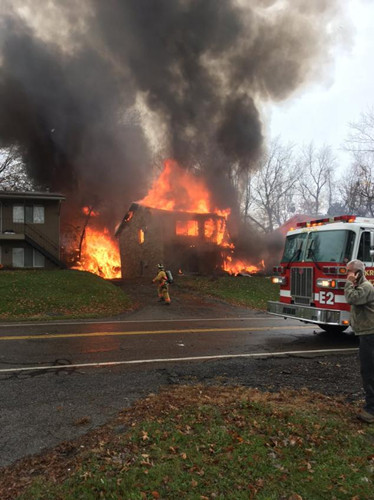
[282,230,355,263]
[282,233,308,262]
[304,230,355,263]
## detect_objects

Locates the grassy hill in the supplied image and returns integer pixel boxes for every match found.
[0,270,132,321]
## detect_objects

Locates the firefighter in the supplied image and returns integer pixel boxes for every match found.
[345,259,374,424]
[152,264,171,305]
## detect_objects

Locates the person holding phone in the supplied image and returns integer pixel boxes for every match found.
[345,259,374,423]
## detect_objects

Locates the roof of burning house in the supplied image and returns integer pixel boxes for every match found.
[115,202,224,237]
[0,190,65,201]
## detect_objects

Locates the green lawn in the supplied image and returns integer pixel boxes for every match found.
[180,275,279,310]
[15,386,374,500]
[0,270,132,321]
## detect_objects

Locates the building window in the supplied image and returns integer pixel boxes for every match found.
[176,220,199,237]
[13,205,45,224]
[12,248,24,267]
[33,206,45,223]
[138,229,145,244]
[13,206,24,223]
[34,250,45,267]
[12,247,45,268]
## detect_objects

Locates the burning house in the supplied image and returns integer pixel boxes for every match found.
[114,160,264,278]
[116,202,230,278]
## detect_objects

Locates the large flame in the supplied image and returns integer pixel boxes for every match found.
[73,225,121,279]
[139,159,230,217]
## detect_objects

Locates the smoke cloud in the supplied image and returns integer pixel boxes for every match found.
[0,0,345,224]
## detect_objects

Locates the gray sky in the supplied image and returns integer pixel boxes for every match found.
[268,0,374,171]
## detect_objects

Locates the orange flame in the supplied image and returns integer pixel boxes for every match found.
[139,159,230,217]
[223,256,265,275]
[73,227,121,279]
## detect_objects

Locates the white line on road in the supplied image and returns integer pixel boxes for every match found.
[0,348,358,374]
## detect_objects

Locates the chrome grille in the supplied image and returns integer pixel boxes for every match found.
[291,267,313,305]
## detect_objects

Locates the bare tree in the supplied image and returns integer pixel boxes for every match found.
[339,158,374,216]
[0,145,34,190]
[339,107,374,216]
[297,143,336,215]
[248,140,299,232]
[346,108,374,155]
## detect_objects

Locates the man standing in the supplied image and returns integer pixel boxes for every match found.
[344,259,374,423]
[152,264,171,305]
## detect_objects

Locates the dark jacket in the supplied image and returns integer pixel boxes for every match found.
[344,277,374,335]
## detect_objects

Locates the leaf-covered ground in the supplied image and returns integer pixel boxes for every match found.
[0,270,132,320]
[2,386,373,500]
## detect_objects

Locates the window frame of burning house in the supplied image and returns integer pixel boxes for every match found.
[12,205,45,224]
[176,220,199,237]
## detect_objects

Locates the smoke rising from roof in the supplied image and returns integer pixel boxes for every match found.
[0,0,344,222]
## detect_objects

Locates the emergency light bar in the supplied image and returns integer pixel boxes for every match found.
[296,215,356,228]
[333,215,356,223]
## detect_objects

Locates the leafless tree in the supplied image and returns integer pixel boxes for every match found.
[296,143,336,215]
[0,145,34,190]
[339,108,374,216]
[345,108,374,155]
[339,157,374,216]
[248,139,299,232]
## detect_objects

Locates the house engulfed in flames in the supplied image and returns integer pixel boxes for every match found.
[115,202,231,278]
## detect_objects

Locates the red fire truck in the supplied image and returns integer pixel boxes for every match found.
[268,215,374,333]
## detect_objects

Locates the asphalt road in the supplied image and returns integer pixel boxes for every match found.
[0,315,357,371]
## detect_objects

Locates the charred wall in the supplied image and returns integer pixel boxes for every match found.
[117,205,226,278]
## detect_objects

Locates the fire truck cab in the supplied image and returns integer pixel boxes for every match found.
[268,215,374,333]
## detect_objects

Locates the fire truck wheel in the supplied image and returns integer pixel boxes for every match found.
[318,324,348,335]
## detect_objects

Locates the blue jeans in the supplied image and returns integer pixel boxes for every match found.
[359,334,374,414]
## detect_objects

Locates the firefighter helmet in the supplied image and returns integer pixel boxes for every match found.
[157,264,164,270]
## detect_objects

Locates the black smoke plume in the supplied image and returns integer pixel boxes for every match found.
[0,0,343,226]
